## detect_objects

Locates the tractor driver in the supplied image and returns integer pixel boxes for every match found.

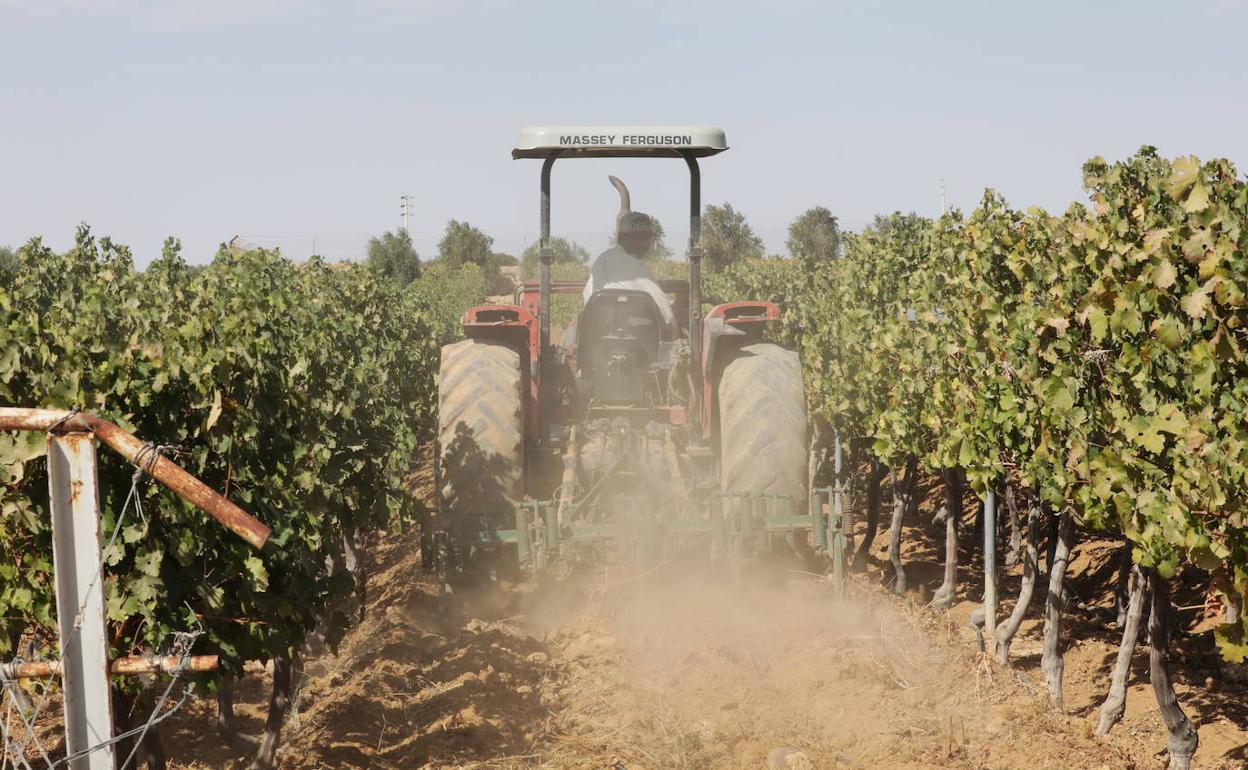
[582,176,677,331]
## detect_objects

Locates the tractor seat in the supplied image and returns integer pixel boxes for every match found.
[564,289,673,352]
[564,290,671,403]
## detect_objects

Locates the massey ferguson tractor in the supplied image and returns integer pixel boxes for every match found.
[434,126,828,574]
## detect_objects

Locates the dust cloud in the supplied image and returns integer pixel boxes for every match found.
[513,560,966,769]
[159,535,1166,770]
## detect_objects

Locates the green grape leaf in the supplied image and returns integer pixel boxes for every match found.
[1181,287,1211,320]
[1215,621,1248,664]
[244,555,270,592]
[1152,259,1177,290]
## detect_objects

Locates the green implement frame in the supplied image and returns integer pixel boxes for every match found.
[458,485,853,594]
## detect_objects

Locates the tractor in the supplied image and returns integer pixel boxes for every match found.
[434,126,828,575]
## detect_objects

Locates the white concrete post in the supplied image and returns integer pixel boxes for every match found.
[983,489,998,641]
[47,432,115,770]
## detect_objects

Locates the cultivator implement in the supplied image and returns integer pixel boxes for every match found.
[435,485,853,582]
[508,493,814,571]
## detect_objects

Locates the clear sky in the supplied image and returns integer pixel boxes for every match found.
[3,0,1246,265]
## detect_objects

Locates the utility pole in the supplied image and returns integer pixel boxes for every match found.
[400,194,413,232]
[940,178,946,216]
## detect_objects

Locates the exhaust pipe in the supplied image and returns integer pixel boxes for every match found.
[609,175,632,241]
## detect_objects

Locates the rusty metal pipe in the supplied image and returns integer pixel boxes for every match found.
[0,407,270,549]
[0,407,82,432]
[2,654,219,680]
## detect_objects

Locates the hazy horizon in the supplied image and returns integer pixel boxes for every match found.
[3,0,1246,265]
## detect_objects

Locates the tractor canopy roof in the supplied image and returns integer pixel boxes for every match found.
[512,125,727,159]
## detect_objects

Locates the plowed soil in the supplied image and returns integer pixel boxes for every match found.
[161,474,1248,770]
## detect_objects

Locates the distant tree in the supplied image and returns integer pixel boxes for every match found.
[366,229,421,285]
[650,218,675,259]
[492,252,519,266]
[870,211,928,239]
[0,245,17,273]
[520,237,590,278]
[787,206,841,261]
[849,212,932,277]
[700,204,764,270]
[437,220,495,269]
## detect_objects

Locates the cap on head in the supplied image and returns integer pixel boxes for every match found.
[610,175,652,241]
[618,211,654,236]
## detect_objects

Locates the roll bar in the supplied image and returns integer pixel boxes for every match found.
[529,149,709,445]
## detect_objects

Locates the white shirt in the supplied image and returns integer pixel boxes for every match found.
[582,245,676,326]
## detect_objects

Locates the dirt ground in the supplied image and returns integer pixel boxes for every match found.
[154,474,1247,770]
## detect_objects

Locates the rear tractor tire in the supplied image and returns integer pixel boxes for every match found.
[718,341,808,512]
[437,339,524,548]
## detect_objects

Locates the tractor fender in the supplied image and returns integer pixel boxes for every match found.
[701,301,781,440]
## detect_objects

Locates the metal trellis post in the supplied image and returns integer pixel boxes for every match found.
[983,488,998,640]
[48,432,114,770]
[832,431,847,597]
